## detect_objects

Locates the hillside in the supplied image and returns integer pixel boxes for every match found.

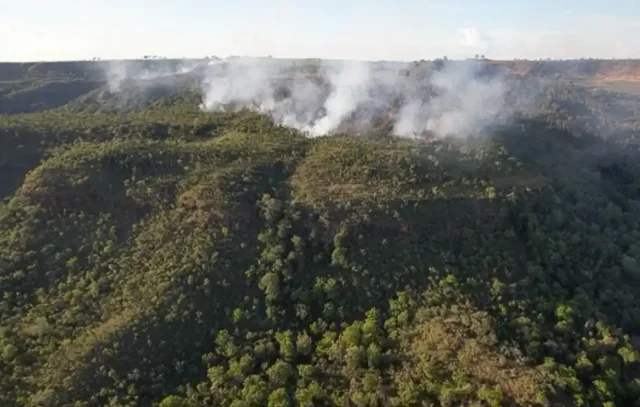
[2,59,640,407]
[492,59,640,81]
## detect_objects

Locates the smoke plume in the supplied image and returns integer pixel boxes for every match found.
[395,62,509,137]
[198,58,513,138]
[106,57,519,139]
[105,59,205,92]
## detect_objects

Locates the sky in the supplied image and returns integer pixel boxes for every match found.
[1,0,639,62]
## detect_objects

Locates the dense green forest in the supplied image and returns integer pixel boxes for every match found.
[3,59,640,406]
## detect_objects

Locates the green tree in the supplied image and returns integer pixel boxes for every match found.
[268,388,291,407]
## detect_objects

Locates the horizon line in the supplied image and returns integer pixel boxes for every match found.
[2,56,640,64]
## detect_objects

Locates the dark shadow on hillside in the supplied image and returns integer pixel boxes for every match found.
[0,151,43,201]
[45,237,262,406]
[0,80,104,115]
[254,192,532,333]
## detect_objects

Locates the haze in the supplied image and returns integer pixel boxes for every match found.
[2,0,640,62]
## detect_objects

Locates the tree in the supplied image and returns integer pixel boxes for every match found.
[159,395,186,407]
[268,388,291,407]
[267,360,294,386]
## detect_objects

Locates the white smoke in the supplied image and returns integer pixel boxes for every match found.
[394,100,425,137]
[198,58,513,138]
[395,62,509,137]
[305,61,372,136]
[105,59,204,92]
[106,56,517,139]
[199,59,279,113]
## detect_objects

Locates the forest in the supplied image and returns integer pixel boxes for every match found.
[2,58,640,406]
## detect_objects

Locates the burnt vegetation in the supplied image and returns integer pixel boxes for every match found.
[2,58,640,406]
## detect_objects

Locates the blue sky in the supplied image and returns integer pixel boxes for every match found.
[1,0,639,61]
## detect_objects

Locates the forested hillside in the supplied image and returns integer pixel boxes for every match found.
[2,59,640,407]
